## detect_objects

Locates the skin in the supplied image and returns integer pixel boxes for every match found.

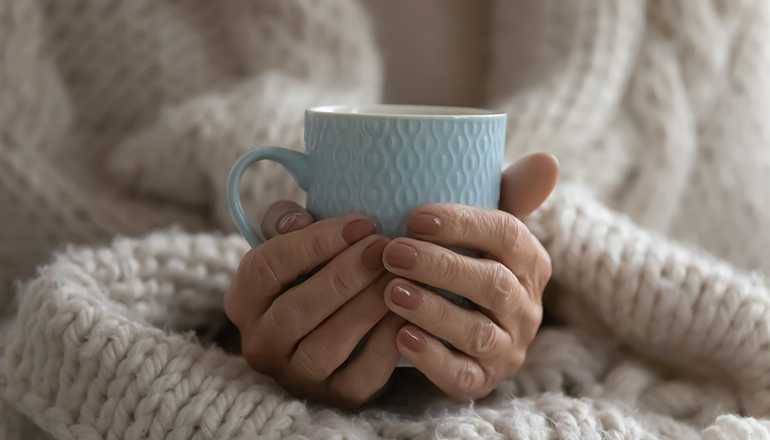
[224,153,559,407]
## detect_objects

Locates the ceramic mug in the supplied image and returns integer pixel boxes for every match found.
[227,104,506,368]
[227,104,507,246]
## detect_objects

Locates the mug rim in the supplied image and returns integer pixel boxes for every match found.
[307,104,506,118]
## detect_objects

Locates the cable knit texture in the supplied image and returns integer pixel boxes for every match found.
[1,0,770,439]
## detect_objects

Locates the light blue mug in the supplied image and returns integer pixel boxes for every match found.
[227,104,506,367]
[227,104,507,246]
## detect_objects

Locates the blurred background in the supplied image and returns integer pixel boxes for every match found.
[362,0,491,107]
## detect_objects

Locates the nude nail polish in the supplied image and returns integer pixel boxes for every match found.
[342,219,376,245]
[407,213,441,235]
[391,283,421,309]
[361,239,387,271]
[385,242,418,270]
[399,327,427,353]
[276,212,304,234]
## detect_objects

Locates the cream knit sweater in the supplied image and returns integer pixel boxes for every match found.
[1,0,770,439]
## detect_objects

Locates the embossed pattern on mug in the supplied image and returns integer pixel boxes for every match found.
[305,112,506,238]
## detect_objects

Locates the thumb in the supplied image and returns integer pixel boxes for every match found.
[260,201,315,241]
[499,153,559,218]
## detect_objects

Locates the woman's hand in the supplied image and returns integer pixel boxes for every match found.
[382,153,559,400]
[224,202,402,407]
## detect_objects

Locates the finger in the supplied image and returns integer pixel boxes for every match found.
[383,237,528,314]
[260,235,388,351]
[225,215,376,331]
[404,205,552,293]
[395,324,494,400]
[383,279,512,359]
[261,200,315,240]
[499,153,559,218]
[288,273,394,383]
[329,313,404,407]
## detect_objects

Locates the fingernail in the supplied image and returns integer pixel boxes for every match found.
[549,153,560,168]
[361,239,387,271]
[407,213,441,235]
[390,282,421,310]
[342,219,376,245]
[276,212,304,234]
[399,327,427,353]
[385,242,418,270]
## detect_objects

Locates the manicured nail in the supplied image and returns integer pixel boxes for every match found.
[549,153,560,168]
[342,219,376,245]
[390,282,421,310]
[385,242,418,270]
[361,239,387,271]
[407,213,441,235]
[276,212,304,234]
[399,327,427,353]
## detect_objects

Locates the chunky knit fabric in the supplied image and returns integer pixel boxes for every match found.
[0,0,381,307]
[3,187,770,439]
[2,0,770,439]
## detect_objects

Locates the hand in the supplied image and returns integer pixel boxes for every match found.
[381,153,559,400]
[224,201,403,407]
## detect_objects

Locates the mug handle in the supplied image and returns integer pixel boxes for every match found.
[226,147,311,247]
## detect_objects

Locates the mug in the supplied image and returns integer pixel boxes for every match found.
[227,104,506,368]
[227,104,507,246]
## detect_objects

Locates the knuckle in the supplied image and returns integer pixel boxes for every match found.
[226,250,281,329]
[327,264,358,297]
[307,232,332,262]
[241,248,282,293]
[508,347,527,372]
[469,319,499,356]
[349,295,383,327]
[452,363,480,398]
[497,214,523,254]
[348,302,372,327]
[307,233,327,260]
[535,245,553,292]
[368,342,394,366]
[436,251,461,282]
[429,295,451,326]
[451,206,477,238]
[523,301,544,342]
[268,297,304,341]
[292,341,337,381]
[486,266,516,311]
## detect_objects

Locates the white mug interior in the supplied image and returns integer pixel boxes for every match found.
[308,104,505,118]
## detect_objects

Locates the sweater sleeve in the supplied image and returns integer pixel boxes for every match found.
[486,0,646,205]
[487,0,757,238]
[106,0,382,230]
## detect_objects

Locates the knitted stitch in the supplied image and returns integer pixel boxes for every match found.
[0,0,381,305]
